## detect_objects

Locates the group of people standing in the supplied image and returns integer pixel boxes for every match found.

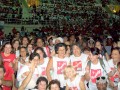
[0,33,120,90]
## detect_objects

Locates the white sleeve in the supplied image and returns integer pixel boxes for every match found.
[17,65,29,82]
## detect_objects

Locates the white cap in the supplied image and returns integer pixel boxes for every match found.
[53,37,63,44]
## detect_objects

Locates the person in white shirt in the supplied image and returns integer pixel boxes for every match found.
[34,47,49,77]
[70,43,88,76]
[14,46,29,88]
[107,47,120,90]
[64,65,86,90]
[46,43,70,89]
[117,62,120,90]
[85,47,111,90]
[34,76,48,90]
[17,53,42,90]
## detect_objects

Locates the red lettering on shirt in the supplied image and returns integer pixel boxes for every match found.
[91,69,102,83]
[110,68,119,82]
[57,61,67,74]
[72,61,82,71]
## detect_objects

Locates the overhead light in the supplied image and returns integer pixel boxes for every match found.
[107,4,120,13]
[26,0,40,7]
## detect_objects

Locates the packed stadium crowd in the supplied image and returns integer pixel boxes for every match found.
[0,25,119,90]
[0,0,120,90]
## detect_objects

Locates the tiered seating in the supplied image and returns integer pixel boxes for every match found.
[0,0,22,24]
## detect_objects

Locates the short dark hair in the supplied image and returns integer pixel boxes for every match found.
[34,47,47,58]
[29,53,40,61]
[48,79,60,90]
[55,43,67,54]
[36,76,48,89]
[90,47,100,55]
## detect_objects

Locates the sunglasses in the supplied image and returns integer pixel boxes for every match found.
[97,76,105,80]
[96,76,107,83]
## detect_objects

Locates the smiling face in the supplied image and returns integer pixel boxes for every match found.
[64,68,75,79]
[37,39,44,47]
[4,44,12,54]
[38,81,47,90]
[57,46,66,57]
[27,44,33,52]
[89,52,99,62]
[50,84,60,90]
[13,40,19,49]
[111,49,120,62]
[20,48,27,57]
[72,45,81,57]
[22,37,29,46]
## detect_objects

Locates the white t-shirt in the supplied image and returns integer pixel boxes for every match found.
[39,57,49,77]
[70,53,88,76]
[88,60,110,90]
[66,75,81,90]
[52,56,70,88]
[17,56,29,75]
[107,59,120,90]
[17,65,42,89]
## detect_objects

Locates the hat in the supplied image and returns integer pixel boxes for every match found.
[53,37,63,44]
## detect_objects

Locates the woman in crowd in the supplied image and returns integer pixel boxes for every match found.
[95,40,110,61]
[64,65,86,90]
[36,37,51,57]
[12,39,20,58]
[48,79,60,90]
[34,47,49,77]
[70,43,88,76]
[17,53,41,89]
[85,47,111,90]
[0,55,13,89]
[27,43,34,55]
[14,46,29,70]
[21,36,29,47]
[18,59,35,90]
[105,36,113,55]
[46,43,70,90]
[34,76,48,90]
[1,42,16,90]
[107,47,120,90]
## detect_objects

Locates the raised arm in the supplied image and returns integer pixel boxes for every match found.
[18,60,35,90]
[46,57,53,82]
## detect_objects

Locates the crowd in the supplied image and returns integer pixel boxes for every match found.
[0,0,120,90]
[0,26,119,90]
[0,0,22,24]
